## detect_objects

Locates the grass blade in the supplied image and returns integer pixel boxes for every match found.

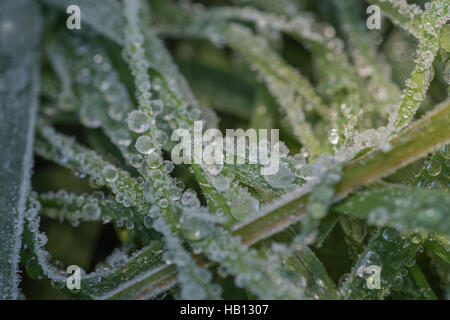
[0,0,42,299]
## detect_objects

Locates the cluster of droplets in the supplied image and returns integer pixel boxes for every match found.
[390,0,449,128]
[122,0,164,160]
[36,123,144,210]
[339,228,425,299]
[415,145,449,190]
[195,227,306,299]
[37,190,141,229]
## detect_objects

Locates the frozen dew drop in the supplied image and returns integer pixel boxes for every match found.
[264,162,295,189]
[102,216,111,224]
[142,182,154,202]
[215,208,225,217]
[413,92,423,101]
[203,163,224,176]
[182,219,202,241]
[108,104,126,121]
[150,99,164,114]
[112,128,132,147]
[102,165,118,183]
[181,189,197,207]
[82,203,101,220]
[79,105,101,128]
[167,186,181,201]
[125,221,134,230]
[127,110,150,133]
[426,160,442,176]
[146,152,162,169]
[212,176,231,192]
[230,195,259,221]
[163,160,175,173]
[135,135,156,155]
[159,198,169,208]
[144,215,153,228]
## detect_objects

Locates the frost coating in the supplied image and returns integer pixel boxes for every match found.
[0,0,42,299]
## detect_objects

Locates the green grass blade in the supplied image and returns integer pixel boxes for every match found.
[0,0,42,299]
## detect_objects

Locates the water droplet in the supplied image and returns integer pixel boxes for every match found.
[150,99,164,114]
[181,189,198,207]
[102,165,118,183]
[127,110,150,133]
[212,176,231,192]
[146,152,162,169]
[426,160,441,176]
[82,203,101,220]
[135,135,156,154]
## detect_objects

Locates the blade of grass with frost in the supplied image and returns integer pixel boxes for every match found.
[334,185,450,236]
[0,0,42,299]
[340,228,426,299]
[36,191,139,224]
[390,0,449,129]
[366,0,423,38]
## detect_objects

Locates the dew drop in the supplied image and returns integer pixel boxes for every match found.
[127,110,150,133]
[135,135,156,155]
[212,176,231,192]
[102,165,118,183]
[426,160,441,176]
[150,99,164,114]
[146,152,162,169]
[82,203,101,220]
